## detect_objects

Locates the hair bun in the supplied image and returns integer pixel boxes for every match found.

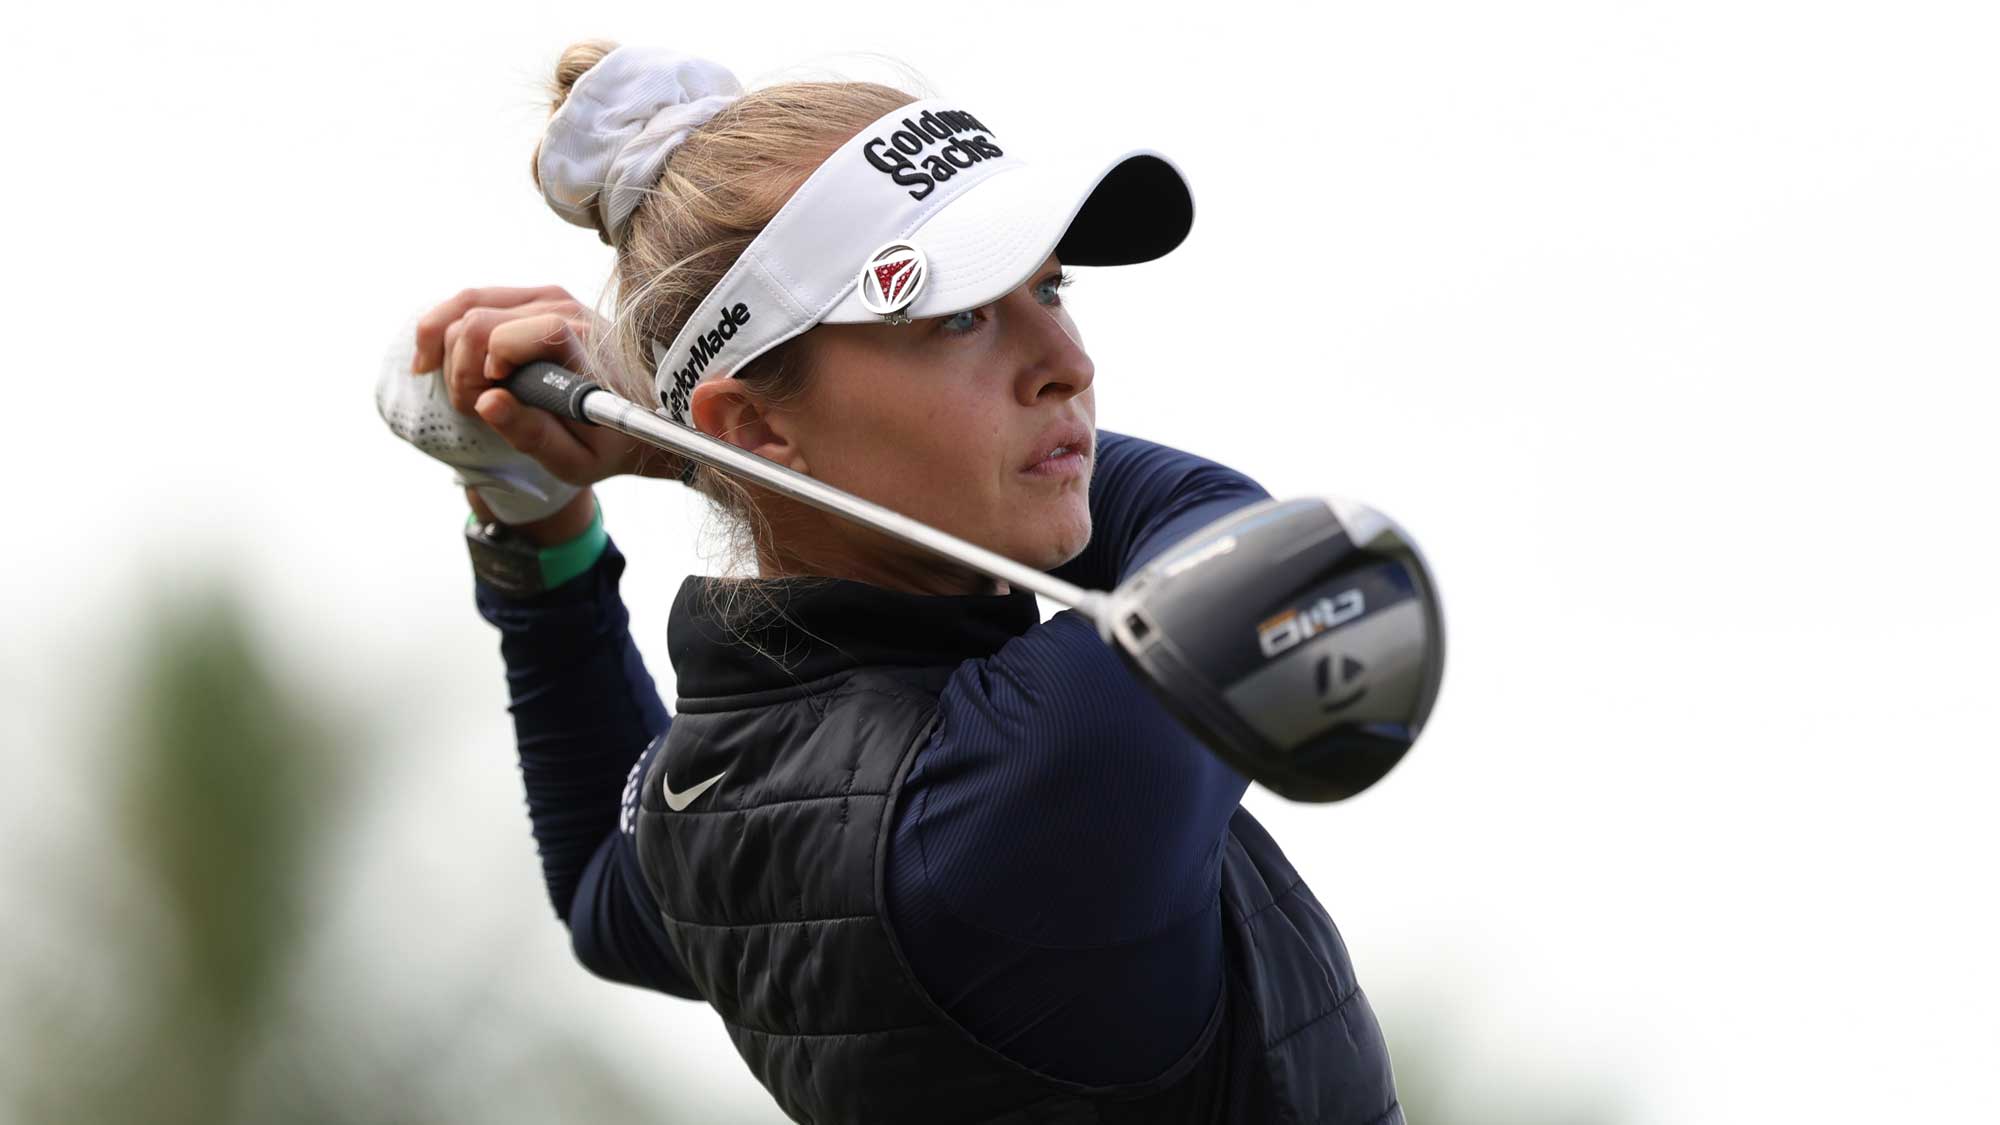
[535,44,744,246]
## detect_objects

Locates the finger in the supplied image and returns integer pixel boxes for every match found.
[443,307,507,414]
[418,286,574,374]
[473,388,605,485]
[484,313,593,390]
[413,285,574,374]
[441,294,592,402]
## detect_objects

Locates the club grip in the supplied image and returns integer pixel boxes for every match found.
[503,362,600,424]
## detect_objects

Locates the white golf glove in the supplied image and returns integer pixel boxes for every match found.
[375,313,582,525]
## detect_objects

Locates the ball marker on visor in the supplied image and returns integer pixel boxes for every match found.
[859,242,928,323]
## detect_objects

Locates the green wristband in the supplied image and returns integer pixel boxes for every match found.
[463,495,608,592]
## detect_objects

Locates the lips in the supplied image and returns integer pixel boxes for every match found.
[1021,419,1094,471]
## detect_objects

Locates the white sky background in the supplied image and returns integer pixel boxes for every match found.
[5,1,1997,1120]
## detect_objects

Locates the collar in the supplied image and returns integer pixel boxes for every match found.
[667,573,1042,699]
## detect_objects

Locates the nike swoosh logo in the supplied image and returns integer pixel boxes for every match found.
[662,767,727,811]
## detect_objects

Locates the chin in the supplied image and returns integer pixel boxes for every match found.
[1032,498,1092,571]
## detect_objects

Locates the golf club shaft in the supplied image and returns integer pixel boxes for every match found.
[509,363,1105,618]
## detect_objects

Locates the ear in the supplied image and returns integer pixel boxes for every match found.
[689,380,809,474]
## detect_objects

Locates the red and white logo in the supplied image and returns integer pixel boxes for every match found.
[858,241,928,319]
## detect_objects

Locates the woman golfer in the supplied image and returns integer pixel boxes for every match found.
[384,41,1401,1124]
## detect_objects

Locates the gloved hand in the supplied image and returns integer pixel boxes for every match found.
[376,308,583,524]
[376,285,688,523]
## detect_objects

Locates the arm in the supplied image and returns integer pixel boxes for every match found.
[393,286,696,995]
[472,530,699,998]
[884,429,1269,1080]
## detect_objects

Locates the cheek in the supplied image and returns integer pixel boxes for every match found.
[919,395,1013,499]
[816,380,1002,510]
[903,400,1023,542]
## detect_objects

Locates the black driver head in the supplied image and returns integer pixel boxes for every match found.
[1102,496,1445,802]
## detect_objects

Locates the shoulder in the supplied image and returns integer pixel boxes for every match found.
[902,609,1251,946]
[928,608,1155,749]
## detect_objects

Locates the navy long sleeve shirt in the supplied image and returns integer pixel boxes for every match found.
[473,429,1270,1082]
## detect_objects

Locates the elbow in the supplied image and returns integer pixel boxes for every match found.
[567,908,612,981]
[560,856,631,985]
[566,884,705,1001]
[565,905,648,991]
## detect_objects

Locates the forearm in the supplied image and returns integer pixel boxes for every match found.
[473,533,670,920]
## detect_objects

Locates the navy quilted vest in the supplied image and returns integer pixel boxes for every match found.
[633,576,1402,1124]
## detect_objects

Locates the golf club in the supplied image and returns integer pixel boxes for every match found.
[504,361,1445,802]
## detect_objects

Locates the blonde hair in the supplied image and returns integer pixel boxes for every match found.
[531,40,919,654]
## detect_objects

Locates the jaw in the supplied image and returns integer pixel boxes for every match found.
[1003,480,1091,570]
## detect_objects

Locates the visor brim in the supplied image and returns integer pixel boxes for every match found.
[820,148,1193,324]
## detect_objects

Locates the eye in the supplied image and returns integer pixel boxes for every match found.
[936,268,1080,336]
[1035,269,1075,305]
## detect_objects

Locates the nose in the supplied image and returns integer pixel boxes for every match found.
[1006,286,1094,406]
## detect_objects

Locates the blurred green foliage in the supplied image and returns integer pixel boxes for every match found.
[0,574,696,1124]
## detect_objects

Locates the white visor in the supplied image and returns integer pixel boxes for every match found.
[650,98,1194,427]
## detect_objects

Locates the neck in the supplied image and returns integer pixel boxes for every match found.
[757,524,1010,597]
